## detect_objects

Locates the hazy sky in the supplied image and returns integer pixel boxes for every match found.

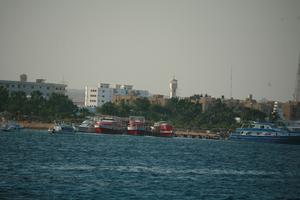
[0,0,299,102]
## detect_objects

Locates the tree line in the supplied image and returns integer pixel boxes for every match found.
[97,97,267,130]
[0,85,268,128]
[0,86,84,122]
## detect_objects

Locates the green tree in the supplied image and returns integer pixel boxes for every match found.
[44,93,77,120]
[117,100,132,117]
[238,106,266,122]
[131,98,150,116]
[77,107,93,119]
[28,91,46,118]
[7,91,28,118]
[97,102,119,116]
[0,86,9,111]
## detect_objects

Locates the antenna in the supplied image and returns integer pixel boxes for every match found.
[61,75,68,85]
[294,53,300,102]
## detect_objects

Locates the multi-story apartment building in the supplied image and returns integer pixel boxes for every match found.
[84,83,149,107]
[0,74,66,98]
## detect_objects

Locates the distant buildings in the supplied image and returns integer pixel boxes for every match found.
[0,74,66,98]
[84,83,149,107]
[67,89,85,107]
[282,101,300,120]
[149,94,167,106]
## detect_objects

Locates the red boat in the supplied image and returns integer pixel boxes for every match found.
[127,116,146,135]
[151,121,174,137]
[95,116,126,134]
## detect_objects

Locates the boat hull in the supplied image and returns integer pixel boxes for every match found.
[229,134,300,145]
[78,127,96,133]
[127,129,144,135]
[95,127,125,134]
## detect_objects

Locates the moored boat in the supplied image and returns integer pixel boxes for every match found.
[151,121,174,137]
[229,121,300,144]
[78,119,96,133]
[95,116,126,134]
[48,122,77,134]
[0,121,23,132]
[127,116,147,135]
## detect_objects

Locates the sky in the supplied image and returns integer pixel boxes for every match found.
[0,0,299,102]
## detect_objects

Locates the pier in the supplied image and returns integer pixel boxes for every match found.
[174,130,228,140]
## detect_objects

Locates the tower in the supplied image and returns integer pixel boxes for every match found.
[294,54,300,102]
[169,77,178,98]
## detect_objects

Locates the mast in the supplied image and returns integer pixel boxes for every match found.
[294,53,300,102]
[230,67,233,99]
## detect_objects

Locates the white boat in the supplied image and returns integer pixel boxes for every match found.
[48,122,77,134]
[229,121,300,144]
[0,121,23,132]
[77,119,96,133]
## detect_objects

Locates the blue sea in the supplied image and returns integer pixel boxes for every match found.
[0,130,300,200]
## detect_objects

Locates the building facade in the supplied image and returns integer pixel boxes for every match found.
[283,101,300,120]
[0,74,66,98]
[84,83,149,107]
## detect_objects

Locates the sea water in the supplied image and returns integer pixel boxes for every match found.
[0,130,300,200]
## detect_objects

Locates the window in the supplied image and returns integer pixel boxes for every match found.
[31,86,34,89]
[11,85,15,88]
[47,87,49,90]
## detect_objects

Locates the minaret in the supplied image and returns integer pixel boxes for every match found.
[294,54,300,102]
[169,77,178,98]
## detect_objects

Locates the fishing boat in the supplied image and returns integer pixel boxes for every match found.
[127,116,147,135]
[48,122,77,134]
[229,121,300,144]
[95,116,126,134]
[151,121,174,137]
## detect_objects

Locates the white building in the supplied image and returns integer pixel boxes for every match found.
[169,77,178,98]
[84,86,98,107]
[84,83,149,107]
[98,83,113,106]
[0,74,66,98]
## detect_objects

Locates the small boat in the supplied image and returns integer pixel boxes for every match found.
[95,116,126,134]
[127,116,147,135]
[0,121,23,132]
[77,119,96,133]
[229,121,300,144]
[48,122,77,134]
[151,121,174,137]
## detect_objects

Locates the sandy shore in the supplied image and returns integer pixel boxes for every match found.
[18,121,54,130]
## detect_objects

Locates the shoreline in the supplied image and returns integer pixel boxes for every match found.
[18,121,53,130]
[16,121,228,139]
